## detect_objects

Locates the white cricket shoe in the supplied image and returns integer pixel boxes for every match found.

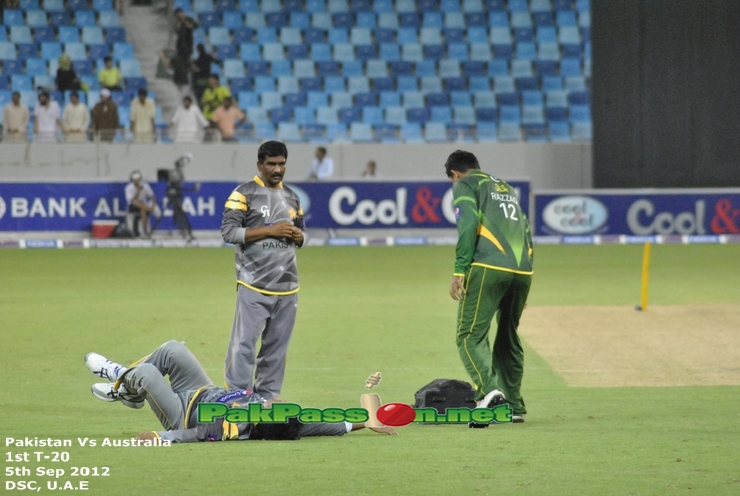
[477,389,506,409]
[84,352,127,382]
[91,382,145,409]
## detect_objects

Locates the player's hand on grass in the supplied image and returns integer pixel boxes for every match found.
[368,425,398,435]
[450,276,466,300]
[136,432,157,444]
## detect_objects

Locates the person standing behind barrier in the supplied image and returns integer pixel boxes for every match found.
[200,75,230,122]
[307,147,334,180]
[191,44,218,105]
[166,153,197,242]
[221,140,308,399]
[211,97,245,142]
[158,50,191,100]
[34,91,61,143]
[91,89,120,142]
[170,96,208,143]
[62,91,89,143]
[130,89,156,143]
[3,91,29,143]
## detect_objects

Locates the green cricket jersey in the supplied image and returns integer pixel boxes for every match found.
[452,171,534,276]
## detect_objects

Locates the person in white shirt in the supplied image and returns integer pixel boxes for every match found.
[34,91,61,144]
[169,95,209,143]
[130,89,156,144]
[3,91,30,143]
[62,92,90,143]
[308,147,334,180]
[124,171,160,238]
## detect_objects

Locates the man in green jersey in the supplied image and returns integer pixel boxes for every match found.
[446,150,533,425]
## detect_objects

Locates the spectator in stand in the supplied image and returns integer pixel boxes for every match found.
[56,54,82,92]
[211,97,245,142]
[2,91,30,143]
[90,89,120,142]
[200,74,230,122]
[308,147,334,180]
[174,8,198,60]
[191,44,218,105]
[130,88,156,143]
[170,95,208,143]
[62,91,90,143]
[361,160,379,178]
[99,56,123,92]
[159,50,191,99]
[34,91,61,144]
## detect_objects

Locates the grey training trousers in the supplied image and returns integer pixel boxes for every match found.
[123,340,214,431]
[224,285,298,399]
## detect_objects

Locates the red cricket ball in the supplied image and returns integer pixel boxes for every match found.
[376,403,416,427]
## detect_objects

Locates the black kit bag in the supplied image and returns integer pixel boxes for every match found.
[413,379,477,424]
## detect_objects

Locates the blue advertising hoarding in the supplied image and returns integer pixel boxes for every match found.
[534,189,740,236]
[0,179,530,231]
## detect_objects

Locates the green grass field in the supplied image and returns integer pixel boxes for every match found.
[1,245,739,495]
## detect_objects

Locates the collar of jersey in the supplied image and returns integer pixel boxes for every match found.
[253,175,283,189]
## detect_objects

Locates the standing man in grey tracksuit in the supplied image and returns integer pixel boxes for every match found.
[221,140,307,399]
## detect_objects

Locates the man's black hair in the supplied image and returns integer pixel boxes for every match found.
[258,140,288,163]
[174,7,183,13]
[137,88,147,97]
[70,91,79,98]
[444,150,480,178]
[104,55,113,63]
[249,417,301,441]
[183,95,192,102]
[317,146,327,155]
[38,91,49,99]
[209,74,220,82]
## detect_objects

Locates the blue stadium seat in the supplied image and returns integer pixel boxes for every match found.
[270,108,292,123]
[11,27,33,43]
[33,27,54,43]
[365,60,387,78]
[239,0,259,11]
[466,12,486,27]
[534,60,558,76]
[469,43,491,61]
[451,91,471,106]
[348,76,369,93]
[333,13,353,29]
[423,12,443,28]
[332,43,354,62]
[508,0,528,10]
[385,106,406,125]
[24,59,46,78]
[338,107,360,124]
[468,76,489,92]
[17,43,38,59]
[356,12,376,28]
[561,43,582,58]
[560,58,581,76]
[444,77,465,92]
[522,90,544,106]
[293,106,314,124]
[307,91,328,108]
[277,122,302,142]
[64,42,86,61]
[396,0,416,12]
[516,42,536,60]
[401,123,423,143]
[113,42,134,60]
[564,75,585,91]
[546,90,568,108]
[424,122,448,142]
[88,43,109,60]
[355,44,376,61]
[34,74,56,89]
[216,0,236,11]
[110,91,130,107]
[419,27,441,45]
[328,0,349,11]
[311,43,332,61]
[496,92,518,105]
[569,104,590,122]
[415,60,436,77]
[302,123,324,141]
[511,12,532,29]
[430,106,451,124]
[421,44,442,61]
[447,43,467,61]
[232,78,252,93]
[324,76,345,92]
[353,0,372,11]
[439,59,460,78]
[81,27,103,44]
[443,28,463,43]
[245,12,266,28]
[71,59,93,76]
[362,106,383,124]
[257,27,277,43]
[98,11,120,28]
[233,27,254,43]
[537,26,557,43]
[325,123,348,142]
[92,0,113,10]
[462,60,486,77]
[3,60,24,75]
[516,76,538,91]
[11,75,33,91]
[489,27,510,45]
[331,92,352,108]
[530,0,551,12]
[199,12,220,28]
[316,60,339,76]
[303,28,325,44]
[514,28,534,43]
[292,60,315,78]
[75,11,96,27]
[105,27,126,43]
[402,91,424,107]
[377,12,398,29]
[263,43,285,61]
[21,0,40,9]
[312,12,332,29]
[499,105,521,123]
[56,26,79,44]
[355,92,376,107]
[475,107,496,122]
[444,12,464,29]
[472,91,493,107]
[240,44,261,61]
[549,121,571,142]
[542,76,563,91]
[538,42,560,60]
[316,107,338,124]
[496,122,519,141]
[278,76,299,93]
[389,60,412,76]
[426,92,448,106]
[476,121,497,142]
[289,12,310,28]
[285,44,308,60]
[453,106,475,124]
[571,122,592,140]
[399,12,420,28]
[119,59,141,77]
[373,78,394,93]
[440,0,460,12]
[397,75,417,91]
[522,105,545,124]
[556,11,577,27]
[271,60,292,76]
[374,123,398,143]
[255,123,276,141]
[523,123,547,142]
[41,42,62,60]
[25,10,47,28]
[2,10,25,27]
[266,12,289,28]
[492,44,513,59]
[579,11,590,28]
[223,59,244,78]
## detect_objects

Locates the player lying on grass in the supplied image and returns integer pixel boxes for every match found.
[84,340,397,443]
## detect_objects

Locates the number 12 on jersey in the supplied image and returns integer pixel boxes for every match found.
[499,203,518,220]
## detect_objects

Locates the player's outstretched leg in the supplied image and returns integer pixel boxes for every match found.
[91,382,145,409]
[85,352,128,382]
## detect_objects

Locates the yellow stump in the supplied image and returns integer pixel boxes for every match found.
[640,242,652,311]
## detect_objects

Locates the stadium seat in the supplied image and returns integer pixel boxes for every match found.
[119,59,142,77]
[326,123,348,142]
[362,106,383,124]
[98,11,120,28]
[385,106,406,125]
[549,121,571,142]
[424,122,447,142]
[331,92,352,108]
[3,60,24,75]
[75,11,97,28]
[33,27,54,43]
[468,76,489,92]
[453,106,475,124]
[400,123,423,143]
[571,122,592,140]
[10,27,32,44]
[438,60,460,78]
[71,59,93,76]
[354,92,376,107]
[17,44,38,59]
[217,0,237,11]
[105,27,126,43]
[402,91,424,108]
[451,91,471,106]
[2,10,24,27]
[338,107,360,124]
[374,123,398,142]
[430,106,451,123]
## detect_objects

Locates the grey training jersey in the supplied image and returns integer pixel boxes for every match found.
[221,176,308,295]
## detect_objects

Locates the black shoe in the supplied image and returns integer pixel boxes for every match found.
[512,415,525,423]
